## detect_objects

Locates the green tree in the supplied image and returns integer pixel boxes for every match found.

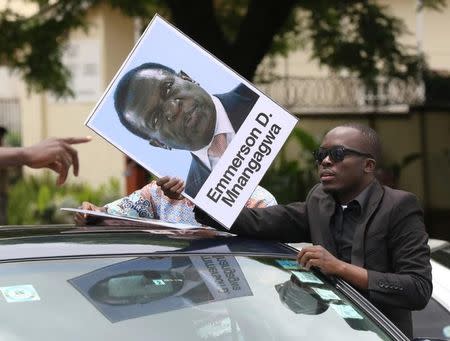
[0,0,445,97]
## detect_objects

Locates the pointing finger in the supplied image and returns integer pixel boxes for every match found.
[60,136,92,145]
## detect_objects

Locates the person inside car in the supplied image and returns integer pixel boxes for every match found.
[74,179,276,226]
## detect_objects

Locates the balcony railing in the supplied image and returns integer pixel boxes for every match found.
[257,76,424,114]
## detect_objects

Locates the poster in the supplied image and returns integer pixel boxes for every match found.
[85,15,298,228]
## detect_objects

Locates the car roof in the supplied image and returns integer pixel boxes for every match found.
[430,259,450,311]
[0,224,296,262]
[428,238,450,251]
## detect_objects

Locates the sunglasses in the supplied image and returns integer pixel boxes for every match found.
[313,146,374,164]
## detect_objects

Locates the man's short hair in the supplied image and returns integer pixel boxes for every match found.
[337,123,382,163]
[114,63,176,137]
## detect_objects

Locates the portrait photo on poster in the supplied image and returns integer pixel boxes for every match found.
[85,15,298,228]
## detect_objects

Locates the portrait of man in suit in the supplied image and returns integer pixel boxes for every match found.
[114,62,259,197]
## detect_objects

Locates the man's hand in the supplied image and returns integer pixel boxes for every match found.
[297,245,369,290]
[156,176,185,200]
[74,201,106,225]
[22,136,92,185]
[297,245,344,275]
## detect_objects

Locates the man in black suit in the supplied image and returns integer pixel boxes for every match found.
[114,63,259,197]
[195,123,432,338]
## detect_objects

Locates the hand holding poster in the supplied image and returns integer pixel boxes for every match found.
[85,15,298,228]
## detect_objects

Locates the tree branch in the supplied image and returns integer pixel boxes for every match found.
[166,0,231,63]
[230,0,297,79]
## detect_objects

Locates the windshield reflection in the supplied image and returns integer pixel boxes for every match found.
[69,255,253,322]
[276,273,374,332]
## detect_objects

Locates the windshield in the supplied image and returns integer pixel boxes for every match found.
[0,255,392,340]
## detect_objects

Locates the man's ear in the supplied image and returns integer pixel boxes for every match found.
[178,70,199,85]
[364,158,377,174]
[149,138,172,150]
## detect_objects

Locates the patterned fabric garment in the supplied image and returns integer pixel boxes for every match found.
[106,181,277,226]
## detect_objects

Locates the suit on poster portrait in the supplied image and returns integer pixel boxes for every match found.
[186,83,259,197]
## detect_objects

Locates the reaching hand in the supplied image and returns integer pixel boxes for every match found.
[74,201,106,225]
[297,245,344,275]
[23,136,92,185]
[156,176,185,200]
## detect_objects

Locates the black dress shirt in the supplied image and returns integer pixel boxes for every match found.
[330,184,371,263]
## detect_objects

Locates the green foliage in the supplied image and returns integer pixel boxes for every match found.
[0,0,446,96]
[0,1,92,97]
[377,152,422,188]
[4,131,21,147]
[260,127,320,203]
[304,2,419,89]
[7,173,121,225]
[420,0,446,11]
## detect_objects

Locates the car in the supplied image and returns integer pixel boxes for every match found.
[0,224,431,341]
[412,239,450,340]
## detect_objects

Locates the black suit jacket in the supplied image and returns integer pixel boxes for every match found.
[197,181,432,338]
[184,83,259,197]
